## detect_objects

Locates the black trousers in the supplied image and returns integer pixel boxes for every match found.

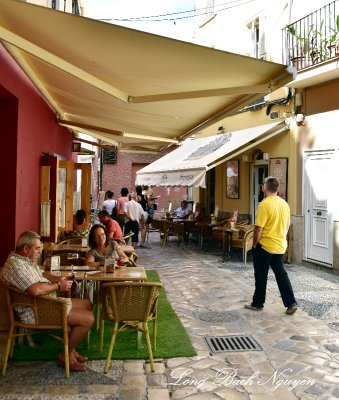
[124,220,139,244]
[251,243,296,308]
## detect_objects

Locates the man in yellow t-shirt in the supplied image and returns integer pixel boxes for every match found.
[245,176,297,315]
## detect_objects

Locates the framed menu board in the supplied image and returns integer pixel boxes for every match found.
[226,160,239,199]
[269,157,288,200]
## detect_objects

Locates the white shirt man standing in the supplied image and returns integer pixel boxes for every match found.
[124,193,145,247]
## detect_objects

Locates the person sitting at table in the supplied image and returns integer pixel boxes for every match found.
[173,200,191,219]
[57,210,90,243]
[97,210,123,240]
[192,202,204,221]
[0,231,94,372]
[85,224,129,267]
[73,209,91,232]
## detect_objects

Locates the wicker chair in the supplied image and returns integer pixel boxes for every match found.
[145,219,167,242]
[160,220,173,247]
[145,219,162,242]
[168,221,186,246]
[211,226,228,250]
[99,281,163,373]
[1,282,71,377]
[189,216,211,247]
[230,225,254,265]
[112,232,134,245]
[58,236,87,245]
[235,220,249,228]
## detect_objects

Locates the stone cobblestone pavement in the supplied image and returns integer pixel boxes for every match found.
[0,235,338,399]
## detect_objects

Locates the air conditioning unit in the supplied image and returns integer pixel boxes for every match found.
[269,111,280,120]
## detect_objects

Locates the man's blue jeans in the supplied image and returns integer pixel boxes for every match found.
[251,243,296,308]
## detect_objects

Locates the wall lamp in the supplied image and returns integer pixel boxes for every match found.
[295,113,305,126]
[284,113,305,127]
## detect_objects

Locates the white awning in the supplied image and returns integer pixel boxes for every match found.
[0,1,296,152]
[135,121,288,187]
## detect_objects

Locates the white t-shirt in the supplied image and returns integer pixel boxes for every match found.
[103,199,117,215]
[125,200,144,222]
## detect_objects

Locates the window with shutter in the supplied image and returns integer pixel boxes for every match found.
[247,15,266,60]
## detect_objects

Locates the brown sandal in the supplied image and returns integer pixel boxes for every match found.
[57,356,86,372]
[75,354,88,363]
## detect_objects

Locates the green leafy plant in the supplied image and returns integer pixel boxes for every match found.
[326,14,339,57]
[287,25,309,56]
[329,14,339,44]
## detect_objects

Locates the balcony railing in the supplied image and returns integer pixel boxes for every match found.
[283,1,338,71]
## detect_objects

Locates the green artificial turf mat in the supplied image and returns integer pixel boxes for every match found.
[10,270,197,361]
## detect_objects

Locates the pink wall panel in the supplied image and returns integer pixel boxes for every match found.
[0,45,72,263]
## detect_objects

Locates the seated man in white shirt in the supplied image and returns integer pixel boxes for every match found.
[173,200,191,219]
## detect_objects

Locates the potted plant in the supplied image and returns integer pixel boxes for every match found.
[306,22,327,65]
[327,14,339,58]
[287,25,309,69]
[308,24,321,64]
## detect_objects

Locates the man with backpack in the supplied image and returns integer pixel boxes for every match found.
[102,190,117,220]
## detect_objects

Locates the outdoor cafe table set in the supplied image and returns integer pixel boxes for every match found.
[47,246,146,328]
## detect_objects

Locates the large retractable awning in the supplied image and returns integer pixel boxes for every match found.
[0,1,296,151]
[135,121,288,187]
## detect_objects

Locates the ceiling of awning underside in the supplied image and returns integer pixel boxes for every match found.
[0,0,296,151]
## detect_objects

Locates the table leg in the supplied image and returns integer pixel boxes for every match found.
[95,281,101,331]
[222,230,232,261]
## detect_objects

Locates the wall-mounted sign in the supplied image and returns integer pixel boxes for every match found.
[269,157,288,200]
[226,160,239,199]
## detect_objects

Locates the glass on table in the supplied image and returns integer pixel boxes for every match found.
[104,257,116,273]
[67,253,79,271]
[67,253,79,261]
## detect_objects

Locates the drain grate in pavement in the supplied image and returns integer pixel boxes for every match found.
[205,335,262,353]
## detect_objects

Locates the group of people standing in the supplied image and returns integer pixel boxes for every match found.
[101,185,157,248]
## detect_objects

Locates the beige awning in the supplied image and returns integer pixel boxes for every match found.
[0,1,296,151]
[136,121,288,187]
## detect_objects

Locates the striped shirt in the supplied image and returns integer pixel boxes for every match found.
[0,252,56,324]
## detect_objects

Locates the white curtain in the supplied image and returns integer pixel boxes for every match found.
[40,201,50,236]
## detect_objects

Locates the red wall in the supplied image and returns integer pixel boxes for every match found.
[0,45,72,264]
